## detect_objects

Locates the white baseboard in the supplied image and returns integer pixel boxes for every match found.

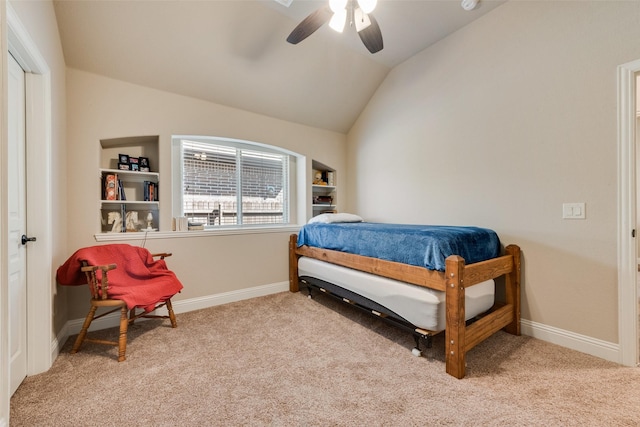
[53,284,623,367]
[55,281,290,355]
[49,335,61,369]
[521,319,620,364]
[159,281,289,316]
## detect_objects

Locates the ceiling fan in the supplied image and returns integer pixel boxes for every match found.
[286,0,383,54]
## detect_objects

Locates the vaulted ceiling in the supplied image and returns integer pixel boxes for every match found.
[53,0,504,133]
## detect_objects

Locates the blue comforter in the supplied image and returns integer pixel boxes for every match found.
[297,222,500,271]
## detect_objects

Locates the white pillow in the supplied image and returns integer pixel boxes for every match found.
[308,213,364,224]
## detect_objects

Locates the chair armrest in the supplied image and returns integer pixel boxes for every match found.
[151,253,172,259]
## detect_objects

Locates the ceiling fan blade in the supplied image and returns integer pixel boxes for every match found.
[286,6,332,44]
[357,13,383,54]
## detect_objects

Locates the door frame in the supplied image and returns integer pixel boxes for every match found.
[6,3,53,375]
[617,60,639,367]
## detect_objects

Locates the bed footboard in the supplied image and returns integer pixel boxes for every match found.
[288,233,521,379]
[444,244,521,378]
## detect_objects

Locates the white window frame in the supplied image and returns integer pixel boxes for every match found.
[171,135,300,231]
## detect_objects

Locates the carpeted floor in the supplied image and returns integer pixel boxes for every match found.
[10,291,640,426]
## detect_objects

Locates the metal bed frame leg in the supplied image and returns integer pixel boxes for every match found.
[412,332,433,357]
[412,335,423,357]
[306,286,314,299]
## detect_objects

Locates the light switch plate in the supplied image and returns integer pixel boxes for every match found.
[562,202,586,219]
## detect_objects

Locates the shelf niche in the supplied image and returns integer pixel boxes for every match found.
[99,136,160,233]
[100,135,159,170]
[311,159,337,217]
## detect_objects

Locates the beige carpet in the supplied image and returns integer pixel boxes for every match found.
[10,291,640,426]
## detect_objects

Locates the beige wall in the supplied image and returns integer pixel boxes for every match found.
[347,1,640,344]
[65,68,346,319]
[14,0,637,355]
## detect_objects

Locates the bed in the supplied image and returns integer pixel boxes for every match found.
[288,215,521,379]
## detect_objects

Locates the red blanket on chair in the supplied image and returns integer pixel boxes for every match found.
[56,244,184,313]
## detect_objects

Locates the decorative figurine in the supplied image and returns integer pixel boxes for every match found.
[313,171,326,185]
[107,211,123,233]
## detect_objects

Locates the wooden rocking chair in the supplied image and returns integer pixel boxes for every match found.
[70,252,178,362]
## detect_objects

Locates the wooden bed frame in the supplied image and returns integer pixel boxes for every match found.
[288,233,521,379]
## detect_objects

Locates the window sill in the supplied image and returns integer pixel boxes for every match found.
[94,224,303,242]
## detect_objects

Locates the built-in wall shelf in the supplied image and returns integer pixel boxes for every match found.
[311,160,337,217]
[100,168,159,180]
[99,136,160,233]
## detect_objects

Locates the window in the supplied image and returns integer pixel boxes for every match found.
[172,136,293,228]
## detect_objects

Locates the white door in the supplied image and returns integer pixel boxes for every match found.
[8,53,28,396]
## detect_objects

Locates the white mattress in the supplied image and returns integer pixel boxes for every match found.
[298,256,495,332]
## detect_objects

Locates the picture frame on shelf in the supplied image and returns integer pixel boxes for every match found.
[118,153,129,164]
[118,162,131,170]
[139,157,149,168]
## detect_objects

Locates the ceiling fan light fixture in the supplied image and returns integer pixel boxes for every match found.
[329,9,347,33]
[286,0,383,54]
[354,7,371,32]
[356,0,377,14]
[329,0,348,13]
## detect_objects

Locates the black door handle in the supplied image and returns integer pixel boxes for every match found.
[21,235,36,245]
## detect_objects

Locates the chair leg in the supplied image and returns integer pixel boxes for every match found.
[166,299,178,328]
[117,305,129,362]
[71,305,98,354]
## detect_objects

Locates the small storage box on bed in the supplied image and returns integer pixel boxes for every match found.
[288,216,521,379]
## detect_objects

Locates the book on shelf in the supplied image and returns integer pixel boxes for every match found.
[104,173,117,200]
[313,195,333,205]
[143,181,157,202]
[327,171,334,186]
[120,204,126,233]
[103,173,129,201]
[117,179,126,201]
